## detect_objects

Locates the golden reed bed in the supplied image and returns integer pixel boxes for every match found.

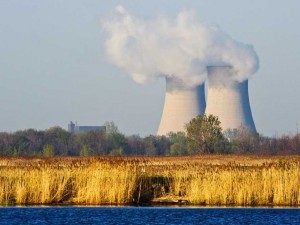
[0,155,299,206]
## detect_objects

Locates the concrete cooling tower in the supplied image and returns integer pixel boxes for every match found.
[205,66,256,132]
[157,77,206,135]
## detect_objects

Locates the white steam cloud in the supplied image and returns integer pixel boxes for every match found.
[102,6,259,87]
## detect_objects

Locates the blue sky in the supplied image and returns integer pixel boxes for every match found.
[0,0,300,136]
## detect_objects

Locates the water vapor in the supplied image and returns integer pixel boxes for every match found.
[102,6,259,87]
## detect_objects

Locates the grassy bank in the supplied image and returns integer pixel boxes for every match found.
[0,155,300,206]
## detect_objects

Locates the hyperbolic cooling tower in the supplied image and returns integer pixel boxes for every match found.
[205,66,256,132]
[157,77,206,135]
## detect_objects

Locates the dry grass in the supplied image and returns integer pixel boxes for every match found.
[0,155,299,206]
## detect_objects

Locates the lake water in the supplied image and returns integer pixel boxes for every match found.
[0,206,299,225]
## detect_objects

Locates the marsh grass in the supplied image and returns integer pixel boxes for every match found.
[0,155,299,206]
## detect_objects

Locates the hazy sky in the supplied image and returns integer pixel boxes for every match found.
[1,1,300,137]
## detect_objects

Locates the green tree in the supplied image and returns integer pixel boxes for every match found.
[42,144,55,157]
[80,144,93,156]
[104,122,126,153]
[168,132,187,155]
[185,114,224,154]
[170,143,181,155]
[107,132,126,152]
[76,131,107,155]
[11,131,30,154]
[44,127,72,155]
[143,135,157,155]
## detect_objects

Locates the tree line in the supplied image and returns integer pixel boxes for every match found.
[0,116,300,157]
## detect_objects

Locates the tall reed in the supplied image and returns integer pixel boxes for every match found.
[0,155,299,206]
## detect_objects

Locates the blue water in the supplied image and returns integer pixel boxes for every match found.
[0,206,299,225]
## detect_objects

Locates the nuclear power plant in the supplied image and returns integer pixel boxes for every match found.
[205,66,256,132]
[157,77,206,136]
[103,8,259,135]
[157,66,256,135]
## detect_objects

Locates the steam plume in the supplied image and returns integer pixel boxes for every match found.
[102,6,259,88]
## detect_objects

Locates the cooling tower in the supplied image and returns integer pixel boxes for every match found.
[205,66,256,132]
[157,77,206,135]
